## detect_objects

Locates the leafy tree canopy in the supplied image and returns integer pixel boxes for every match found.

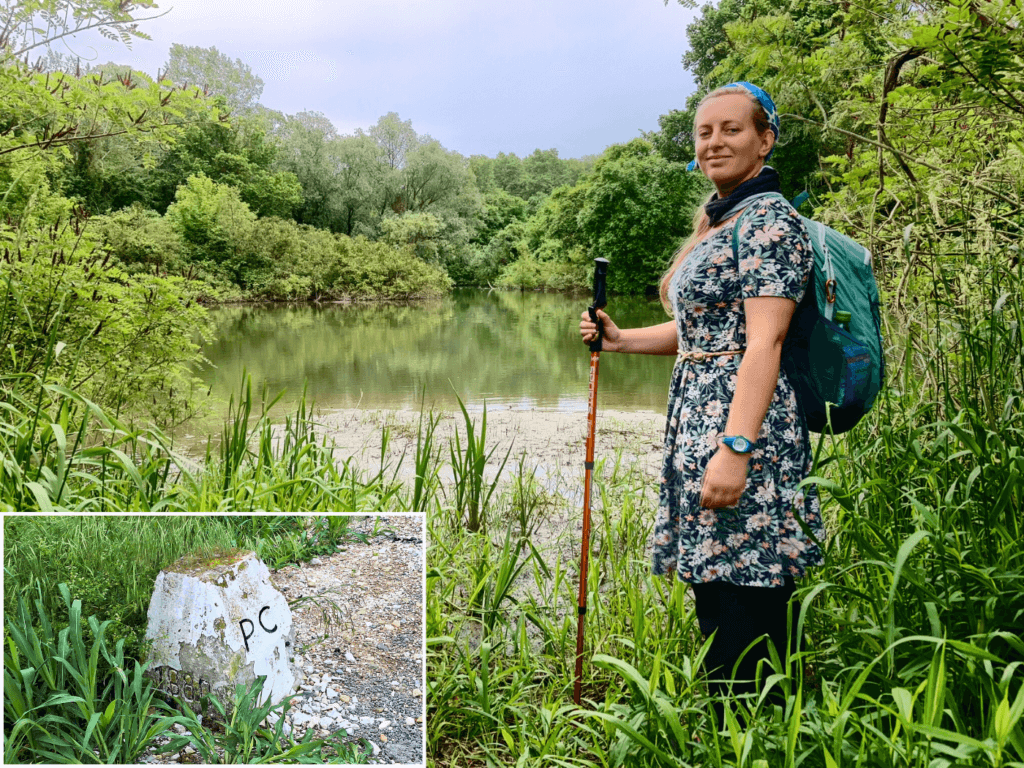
[163,43,264,115]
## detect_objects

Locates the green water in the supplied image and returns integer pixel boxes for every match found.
[195,289,676,418]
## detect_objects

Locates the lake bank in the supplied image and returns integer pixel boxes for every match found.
[315,405,665,490]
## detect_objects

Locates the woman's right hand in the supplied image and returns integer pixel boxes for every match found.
[579,308,621,349]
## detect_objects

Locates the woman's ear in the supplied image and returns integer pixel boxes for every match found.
[760,131,775,159]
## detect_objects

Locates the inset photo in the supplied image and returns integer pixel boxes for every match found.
[3,514,424,766]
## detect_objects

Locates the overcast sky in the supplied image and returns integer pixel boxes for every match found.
[64,0,701,159]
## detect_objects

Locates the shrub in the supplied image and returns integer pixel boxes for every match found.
[0,216,210,427]
[333,236,453,300]
[165,174,265,288]
[91,204,186,275]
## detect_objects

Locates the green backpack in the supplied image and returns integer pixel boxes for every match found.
[732,192,885,433]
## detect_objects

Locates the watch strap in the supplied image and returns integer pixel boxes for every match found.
[721,435,756,453]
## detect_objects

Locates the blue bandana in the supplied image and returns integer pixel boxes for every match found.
[686,81,780,172]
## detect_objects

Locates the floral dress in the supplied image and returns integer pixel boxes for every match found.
[651,196,826,588]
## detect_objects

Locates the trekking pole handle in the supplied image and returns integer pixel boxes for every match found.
[588,258,609,352]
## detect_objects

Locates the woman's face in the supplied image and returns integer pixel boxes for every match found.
[694,93,774,196]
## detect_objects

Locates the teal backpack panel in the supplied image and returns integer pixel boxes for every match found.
[732,193,885,433]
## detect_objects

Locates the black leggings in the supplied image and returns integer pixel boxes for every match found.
[691,577,798,721]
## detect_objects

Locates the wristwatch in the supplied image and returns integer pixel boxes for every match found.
[721,435,756,454]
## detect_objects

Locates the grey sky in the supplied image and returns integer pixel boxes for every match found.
[67,0,701,159]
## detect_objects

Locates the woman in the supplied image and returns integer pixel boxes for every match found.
[580,82,825,721]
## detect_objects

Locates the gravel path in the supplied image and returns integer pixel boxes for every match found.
[276,515,424,765]
[138,515,424,766]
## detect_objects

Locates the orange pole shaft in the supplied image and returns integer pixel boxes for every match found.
[574,349,600,705]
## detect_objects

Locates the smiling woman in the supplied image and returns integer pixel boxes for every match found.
[579,81,824,727]
[693,92,774,196]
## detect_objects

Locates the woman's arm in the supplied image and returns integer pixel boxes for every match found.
[699,296,796,509]
[723,296,795,438]
[579,309,678,355]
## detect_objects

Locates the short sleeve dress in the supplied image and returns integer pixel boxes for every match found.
[651,196,826,588]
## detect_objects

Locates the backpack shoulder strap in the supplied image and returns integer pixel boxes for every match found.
[729,191,787,259]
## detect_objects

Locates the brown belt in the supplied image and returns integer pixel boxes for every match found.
[676,348,746,363]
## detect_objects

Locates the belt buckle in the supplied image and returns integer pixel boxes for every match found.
[690,349,705,362]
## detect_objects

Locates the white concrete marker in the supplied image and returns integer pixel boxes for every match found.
[144,551,299,716]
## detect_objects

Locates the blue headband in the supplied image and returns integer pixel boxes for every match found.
[686,81,780,172]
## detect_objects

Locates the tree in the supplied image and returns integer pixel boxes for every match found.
[0,0,218,427]
[400,140,471,213]
[324,133,384,236]
[367,112,417,170]
[0,59,220,169]
[275,110,343,229]
[162,43,264,115]
[578,139,703,294]
[472,189,528,246]
[517,139,703,294]
[1,0,159,62]
[494,152,527,197]
[653,0,828,197]
[165,174,262,286]
[275,112,388,235]
[380,212,443,263]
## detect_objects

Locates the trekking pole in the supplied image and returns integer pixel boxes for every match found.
[574,257,609,706]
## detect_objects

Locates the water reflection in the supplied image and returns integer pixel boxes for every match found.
[196,289,676,416]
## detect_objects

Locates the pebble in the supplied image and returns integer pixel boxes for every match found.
[318,716,333,729]
[405,717,415,726]
[370,742,381,757]
[326,687,338,699]
[310,557,323,565]
[345,651,355,662]
[380,734,388,743]
[359,716,376,725]
[379,720,391,730]
[412,689,421,697]
[339,695,351,703]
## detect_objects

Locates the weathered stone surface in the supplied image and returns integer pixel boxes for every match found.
[144,550,298,715]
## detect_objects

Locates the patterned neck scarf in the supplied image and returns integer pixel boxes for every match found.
[687,81,781,172]
[704,166,781,226]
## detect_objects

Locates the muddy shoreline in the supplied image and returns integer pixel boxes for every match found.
[315,406,667,493]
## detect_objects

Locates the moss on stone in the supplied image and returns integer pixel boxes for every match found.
[227,652,244,679]
[166,548,250,577]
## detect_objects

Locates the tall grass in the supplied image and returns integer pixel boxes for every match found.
[0,363,404,512]
[3,580,372,764]
[426,251,1024,765]
[2,515,371,668]
[4,582,187,764]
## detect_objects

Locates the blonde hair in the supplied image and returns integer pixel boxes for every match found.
[659,86,774,312]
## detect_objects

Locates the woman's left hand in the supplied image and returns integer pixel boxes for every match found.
[699,447,751,509]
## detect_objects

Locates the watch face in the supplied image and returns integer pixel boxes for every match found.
[733,437,750,452]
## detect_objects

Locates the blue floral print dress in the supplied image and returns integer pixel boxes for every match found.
[651,196,826,588]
